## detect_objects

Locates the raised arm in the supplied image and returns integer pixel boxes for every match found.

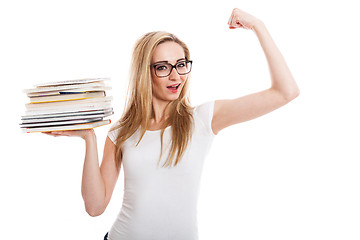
[212,8,300,135]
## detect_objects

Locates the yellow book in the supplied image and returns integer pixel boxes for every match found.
[29,91,106,103]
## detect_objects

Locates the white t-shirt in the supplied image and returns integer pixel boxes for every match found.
[107,101,215,240]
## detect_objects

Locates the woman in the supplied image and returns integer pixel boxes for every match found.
[46,8,299,240]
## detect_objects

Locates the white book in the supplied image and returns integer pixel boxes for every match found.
[27,86,112,97]
[22,108,113,120]
[34,78,110,87]
[20,118,104,128]
[25,103,113,115]
[24,82,108,94]
[29,91,106,103]
[26,96,113,109]
[21,112,113,124]
[22,119,111,133]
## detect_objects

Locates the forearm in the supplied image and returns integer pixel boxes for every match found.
[253,21,300,99]
[81,130,106,216]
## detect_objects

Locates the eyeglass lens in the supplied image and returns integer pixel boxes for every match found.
[154,61,192,77]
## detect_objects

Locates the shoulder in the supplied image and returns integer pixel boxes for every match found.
[194,101,215,117]
[108,121,121,144]
[193,101,216,135]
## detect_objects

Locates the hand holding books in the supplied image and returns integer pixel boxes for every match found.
[20,78,114,133]
[42,128,95,139]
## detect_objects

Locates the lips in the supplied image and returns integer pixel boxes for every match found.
[167,83,181,90]
[167,83,181,93]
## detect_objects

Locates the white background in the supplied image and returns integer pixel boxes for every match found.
[1,0,359,239]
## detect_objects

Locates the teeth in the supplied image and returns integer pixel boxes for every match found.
[168,83,180,88]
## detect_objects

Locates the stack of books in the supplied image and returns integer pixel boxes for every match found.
[20,78,114,133]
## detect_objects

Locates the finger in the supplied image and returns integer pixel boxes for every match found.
[42,132,53,136]
[229,21,239,29]
[42,131,57,135]
[229,12,236,27]
[228,8,236,25]
[227,14,231,25]
[230,14,237,26]
[237,21,245,28]
[232,14,242,28]
[229,17,237,28]
[228,13,234,26]
[46,131,64,137]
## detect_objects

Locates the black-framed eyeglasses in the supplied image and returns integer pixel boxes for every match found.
[151,60,193,78]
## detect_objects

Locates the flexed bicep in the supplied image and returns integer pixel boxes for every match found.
[212,89,291,134]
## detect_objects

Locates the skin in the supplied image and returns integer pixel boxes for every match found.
[212,9,300,135]
[149,41,188,130]
[44,8,300,216]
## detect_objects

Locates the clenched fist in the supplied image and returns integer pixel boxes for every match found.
[228,8,262,30]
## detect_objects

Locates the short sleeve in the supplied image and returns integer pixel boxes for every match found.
[107,122,120,144]
[194,101,216,136]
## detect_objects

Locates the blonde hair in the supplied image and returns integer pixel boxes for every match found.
[112,31,194,168]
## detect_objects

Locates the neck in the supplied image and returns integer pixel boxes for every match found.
[151,98,170,124]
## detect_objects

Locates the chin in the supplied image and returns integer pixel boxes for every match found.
[153,88,183,103]
[165,95,181,102]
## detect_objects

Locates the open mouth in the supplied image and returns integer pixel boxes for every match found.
[167,83,181,90]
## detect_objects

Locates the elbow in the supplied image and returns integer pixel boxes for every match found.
[82,191,107,217]
[277,84,300,103]
[88,212,102,217]
[86,208,105,217]
[272,78,300,103]
[285,87,300,102]
[85,204,105,217]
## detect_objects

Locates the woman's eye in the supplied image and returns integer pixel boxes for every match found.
[176,62,186,68]
[156,65,168,71]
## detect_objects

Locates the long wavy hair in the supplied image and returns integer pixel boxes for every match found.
[111,31,194,168]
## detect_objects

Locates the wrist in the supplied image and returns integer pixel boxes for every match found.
[83,129,96,141]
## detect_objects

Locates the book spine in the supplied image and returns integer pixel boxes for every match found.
[26,96,113,109]
[23,119,111,133]
[30,95,105,104]
[25,103,113,115]
[24,82,107,94]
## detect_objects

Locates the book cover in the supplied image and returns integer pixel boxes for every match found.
[25,104,113,115]
[24,82,108,94]
[34,78,110,88]
[21,110,113,123]
[26,96,113,109]
[23,119,111,133]
[22,108,113,120]
[27,86,111,97]
[20,118,104,128]
[29,91,106,103]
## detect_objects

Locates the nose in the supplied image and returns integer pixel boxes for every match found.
[168,66,180,80]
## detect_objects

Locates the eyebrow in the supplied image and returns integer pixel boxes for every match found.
[152,58,186,65]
